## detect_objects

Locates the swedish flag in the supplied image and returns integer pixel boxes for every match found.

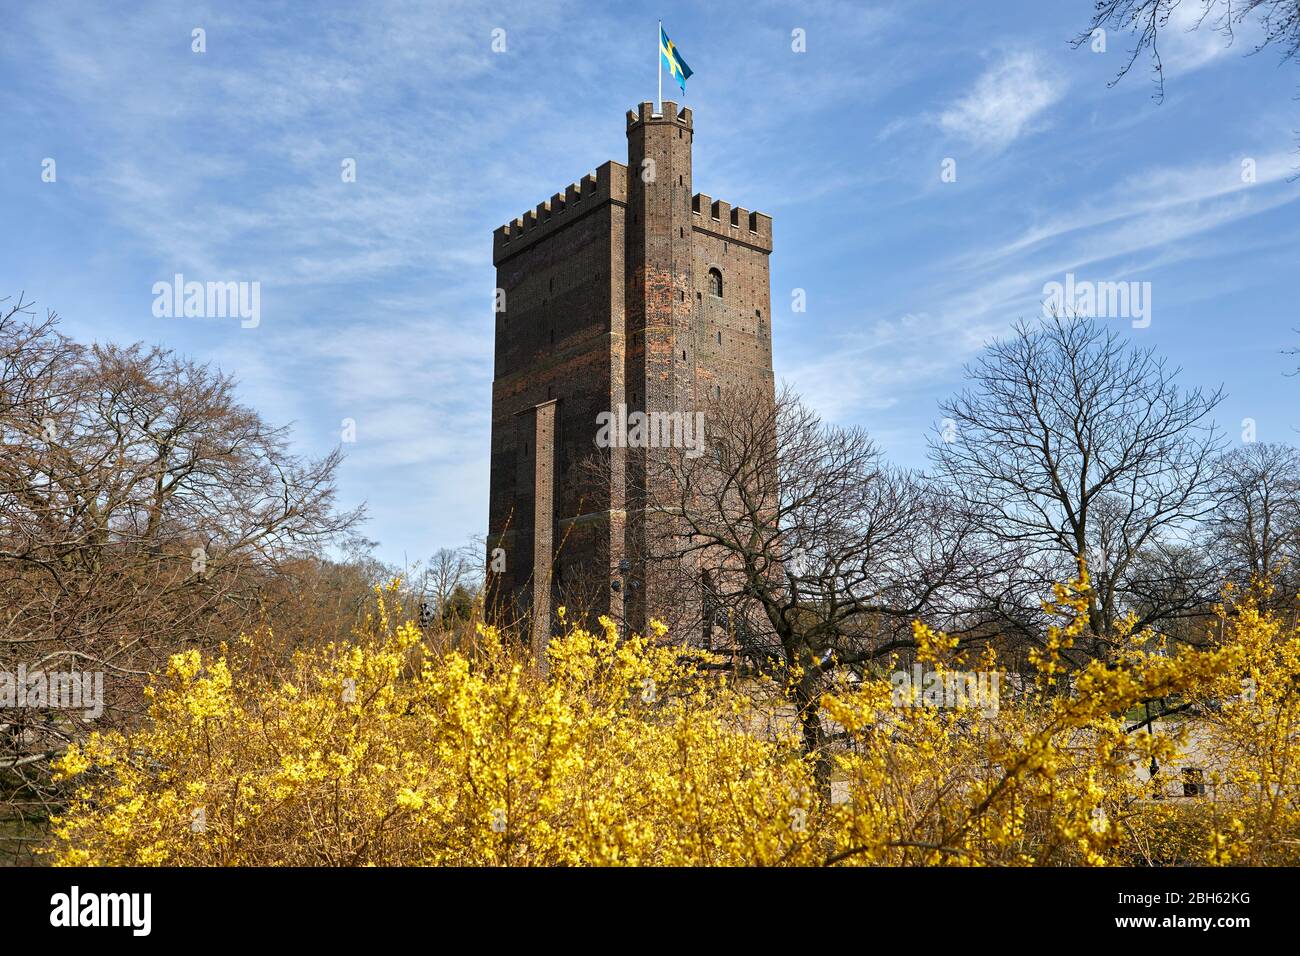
[660,26,693,95]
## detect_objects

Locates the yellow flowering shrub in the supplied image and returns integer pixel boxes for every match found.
[47,571,1300,866]
[822,566,1300,866]
[1148,585,1300,866]
[49,585,820,866]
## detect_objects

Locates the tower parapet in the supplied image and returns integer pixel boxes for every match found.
[493,161,628,265]
[625,99,693,131]
[691,193,772,251]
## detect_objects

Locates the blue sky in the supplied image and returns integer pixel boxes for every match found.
[3,0,1297,567]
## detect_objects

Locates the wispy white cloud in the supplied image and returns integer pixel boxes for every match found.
[777,146,1300,436]
[4,0,1296,560]
[961,150,1298,270]
[937,51,1066,151]
[1159,1,1263,75]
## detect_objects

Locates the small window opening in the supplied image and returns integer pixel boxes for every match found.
[708,268,722,298]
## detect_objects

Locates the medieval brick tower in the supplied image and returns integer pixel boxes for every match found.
[487,101,774,655]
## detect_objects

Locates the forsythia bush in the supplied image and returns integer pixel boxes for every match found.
[48,571,1300,866]
[50,590,818,866]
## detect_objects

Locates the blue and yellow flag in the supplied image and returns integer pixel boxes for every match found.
[660,27,693,94]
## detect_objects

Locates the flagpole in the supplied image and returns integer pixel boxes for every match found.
[657,19,662,115]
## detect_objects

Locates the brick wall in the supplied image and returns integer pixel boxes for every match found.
[487,102,774,648]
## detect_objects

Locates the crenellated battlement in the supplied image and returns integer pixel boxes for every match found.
[493,161,628,264]
[691,192,772,252]
[625,100,693,131]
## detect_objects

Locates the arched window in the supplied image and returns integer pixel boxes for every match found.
[708,267,723,298]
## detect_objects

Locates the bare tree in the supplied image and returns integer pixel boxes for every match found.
[414,544,483,625]
[1204,441,1300,597]
[930,316,1226,657]
[1076,0,1300,102]
[423,548,469,613]
[639,384,986,784]
[0,295,364,858]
